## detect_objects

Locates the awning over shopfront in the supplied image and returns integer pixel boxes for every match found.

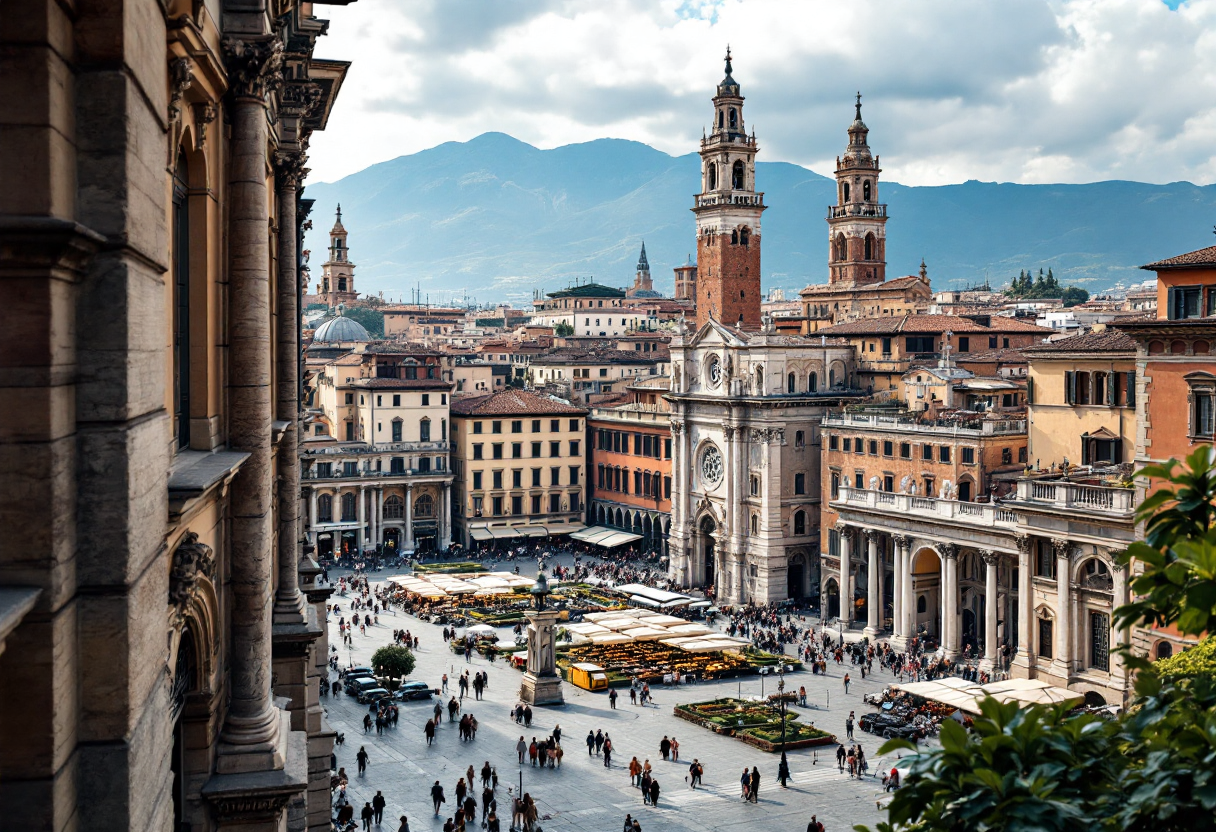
[892,677,1084,715]
[569,526,641,547]
[544,522,586,536]
[469,528,494,542]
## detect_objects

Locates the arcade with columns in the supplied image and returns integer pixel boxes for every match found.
[304,475,453,558]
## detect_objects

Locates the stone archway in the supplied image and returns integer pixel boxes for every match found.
[911,547,942,642]
[696,514,718,589]
[823,577,840,619]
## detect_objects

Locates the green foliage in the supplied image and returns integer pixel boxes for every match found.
[371,645,416,679]
[1154,634,1216,679]
[344,306,385,337]
[1061,286,1089,307]
[858,450,1216,832]
[1005,267,1091,306]
[553,321,574,337]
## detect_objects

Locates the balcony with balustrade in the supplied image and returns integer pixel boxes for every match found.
[827,203,887,219]
[693,192,765,210]
[822,412,1027,437]
[834,485,1020,531]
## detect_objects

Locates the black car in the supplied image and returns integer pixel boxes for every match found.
[394,681,434,701]
[859,712,922,741]
[347,677,381,698]
[358,687,392,705]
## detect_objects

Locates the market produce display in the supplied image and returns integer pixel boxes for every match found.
[561,641,752,684]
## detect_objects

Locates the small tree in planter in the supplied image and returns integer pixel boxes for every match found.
[372,645,416,690]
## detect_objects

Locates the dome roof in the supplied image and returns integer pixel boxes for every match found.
[314,311,371,343]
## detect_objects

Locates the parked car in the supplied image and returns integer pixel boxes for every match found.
[358,687,392,705]
[343,666,374,678]
[859,712,923,741]
[348,677,381,698]
[394,681,434,701]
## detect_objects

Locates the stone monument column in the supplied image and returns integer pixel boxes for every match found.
[890,534,910,649]
[356,484,366,553]
[901,537,915,642]
[216,33,287,771]
[1053,538,1073,679]
[863,529,880,637]
[941,544,960,658]
[980,550,999,671]
[1012,534,1033,673]
[441,482,452,550]
[273,149,307,625]
[519,573,564,705]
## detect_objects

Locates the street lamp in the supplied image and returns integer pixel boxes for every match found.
[778,662,790,788]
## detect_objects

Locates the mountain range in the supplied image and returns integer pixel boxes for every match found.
[302,132,1216,306]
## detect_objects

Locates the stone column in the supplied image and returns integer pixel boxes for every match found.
[373,486,383,550]
[1053,538,1072,679]
[891,537,903,639]
[356,485,366,553]
[1012,534,1033,673]
[404,483,415,552]
[273,150,307,625]
[892,534,911,649]
[1111,557,1129,701]
[308,488,318,542]
[980,550,999,671]
[837,522,851,628]
[442,482,452,550]
[941,544,960,658]
[217,33,287,772]
[864,529,880,637]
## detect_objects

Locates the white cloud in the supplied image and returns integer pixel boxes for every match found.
[305,0,1216,186]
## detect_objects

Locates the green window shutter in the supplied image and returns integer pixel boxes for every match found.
[1127,372,1136,407]
[1026,376,1035,404]
[1064,371,1075,405]
[1107,372,1115,407]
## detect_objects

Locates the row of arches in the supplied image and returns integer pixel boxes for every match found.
[316,491,435,523]
[832,232,878,262]
[706,158,746,191]
[594,503,670,553]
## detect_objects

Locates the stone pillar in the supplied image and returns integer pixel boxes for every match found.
[1012,534,1033,674]
[216,33,288,773]
[520,608,564,705]
[864,529,880,637]
[356,485,366,553]
[1111,558,1130,701]
[941,544,960,658]
[404,483,414,552]
[902,539,915,642]
[1053,538,1072,679]
[837,522,851,628]
[891,534,910,649]
[308,488,318,542]
[891,538,903,639]
[373,486,383,550]
[273,150,307,625]
[980,550,999,671]
[442,482,452,550]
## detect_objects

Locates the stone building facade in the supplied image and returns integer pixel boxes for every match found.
[0,1,356,830]
[589,399,673,554]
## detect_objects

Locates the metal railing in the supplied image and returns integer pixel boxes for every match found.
[827,204,887,219]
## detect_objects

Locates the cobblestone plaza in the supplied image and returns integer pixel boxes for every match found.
[325,561,909,832]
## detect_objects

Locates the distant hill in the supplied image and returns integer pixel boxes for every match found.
[302,132,1216,305]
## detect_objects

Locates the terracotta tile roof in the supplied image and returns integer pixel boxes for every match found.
[330,354,364,366]
[953,348,1029,363]
[1142,245,1216,271]
[349,378,453,390]
[530,348,662,366]
[1023,329,1137,354]
[816,313,1052,337]
[799,275,928,295]
[450,388,587,416]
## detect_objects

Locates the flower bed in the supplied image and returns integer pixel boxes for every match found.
[674,698,836,752]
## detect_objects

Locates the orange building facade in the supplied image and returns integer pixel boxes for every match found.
[588,405,673,554]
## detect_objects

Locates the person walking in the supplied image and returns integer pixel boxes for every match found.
[373,791,387,825]
[648,778,660,808]
[603,736,613,767]
[361,802,374,831]
[629,756,642,787]
[425,719,436,746]
[749,767,760,803]
[609,688,618,709]
[659,736,671,761]
[587,730,596,756]
[518,736,527,763]
[595,729,605,755]
[431,781,446,817]
[807,815,824,832]
[846,711,855,741]
[553,724,562,745]
[356,745,369,776]
[843,673,851,694]
[836,743,847,772]
[740,768,751,801]
[670,737,679,762]
[778,752,790,788]
[398,816,410,832]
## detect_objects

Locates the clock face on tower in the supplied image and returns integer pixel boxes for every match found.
[707,355,723,387]
[700,445,724,488]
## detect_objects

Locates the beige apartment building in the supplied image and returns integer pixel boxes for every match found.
[451,390,588,547]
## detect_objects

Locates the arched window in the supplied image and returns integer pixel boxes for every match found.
[864,233,874,261]
[795,430,805,448]
[414,493,434,518]
[834,234,847,262]
[917,595,927,614]
[318,494,333,522]
[793,510,806,536]
[787,372,796,393]
[707,162,717,190]
[1156,641,1173,660]
[718,110,724,129]
[729,108,738,129]
[732,160,744,189]
[863,180,872,201]
[750,514,759,534]
[794,473,806,495]
[652,472,662,498]
[809,372,818,393]
[842,182,850,202]
[383,495,404,519]
[419,417,431,442]
[739,227,749,245]
[341,492,356,521]
[731,229,739,245]
[829,368,836,387]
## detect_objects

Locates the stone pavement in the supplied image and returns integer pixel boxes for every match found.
[323,564,923,832]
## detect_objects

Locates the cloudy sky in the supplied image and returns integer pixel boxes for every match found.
[305,0,1215,188]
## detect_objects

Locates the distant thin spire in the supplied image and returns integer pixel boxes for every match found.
[855,91,862,120]
[725,45,732,75]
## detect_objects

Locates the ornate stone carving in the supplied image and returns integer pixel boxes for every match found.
[169,532,216,608]
[670,421,685,436]
[193,102,218,149]
[273,149,309,189]
[168,56,194,122]
[1012,533,1031,555]
[834,519,852,539]
[891,533,910,549]
[723,425,735,440]
[1082,571,1114,591]
[979,549,1000,565]
[939,543,959,561]
[863,528,879,543]
[1051,538,1073,560]
[281,81,323,118]
[221,35,285,102]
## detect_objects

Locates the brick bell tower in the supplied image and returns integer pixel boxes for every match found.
[693,47,765,330]
[828,93,887,286]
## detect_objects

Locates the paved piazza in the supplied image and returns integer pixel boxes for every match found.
[324,558,925,831]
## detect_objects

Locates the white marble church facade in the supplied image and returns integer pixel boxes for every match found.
[666,319,859,604]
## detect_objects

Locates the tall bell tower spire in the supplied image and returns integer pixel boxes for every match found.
[692,47,765,330]
[828,92,887,286]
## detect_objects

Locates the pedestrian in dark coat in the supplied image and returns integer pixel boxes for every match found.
[431,781,446,816]
[373,791,387,824]
[648,778,660,808]
[361,802,374,831]
[749,767,760,802]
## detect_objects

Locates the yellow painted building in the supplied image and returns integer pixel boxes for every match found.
[451,389,588,547]
[1025,330,1138,469]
